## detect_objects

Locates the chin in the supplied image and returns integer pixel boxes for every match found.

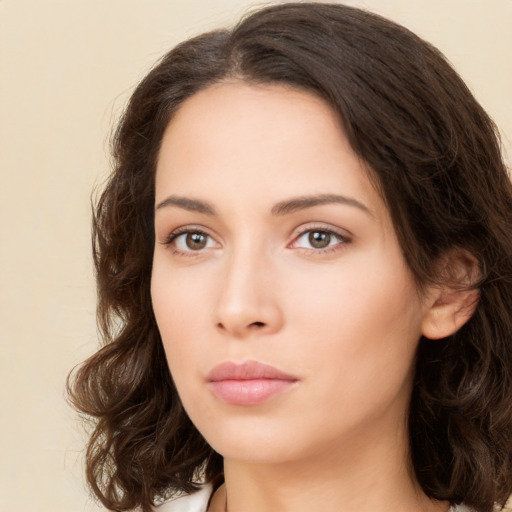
[197,416,305,464]
[211,439,299,465]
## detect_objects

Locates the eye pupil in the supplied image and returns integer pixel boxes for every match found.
[186,232,207,250]
[309,231,331,248]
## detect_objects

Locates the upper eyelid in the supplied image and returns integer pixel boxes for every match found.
[161,225,216,243]
[295,228,345,240]
[290,228,347,246]
[291,222,352,239]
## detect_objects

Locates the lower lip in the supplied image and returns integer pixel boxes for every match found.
[208,379,296,405]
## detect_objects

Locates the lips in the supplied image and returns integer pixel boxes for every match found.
[206,360,299,406]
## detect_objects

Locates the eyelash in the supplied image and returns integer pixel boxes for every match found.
[161,225,351,257]
[162,226,214,257]
[290,225,351,255]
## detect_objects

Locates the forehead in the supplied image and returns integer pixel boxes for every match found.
[155,81,382,216]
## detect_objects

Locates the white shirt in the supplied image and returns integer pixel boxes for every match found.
[155,483,213,512]
[154,483,474,512]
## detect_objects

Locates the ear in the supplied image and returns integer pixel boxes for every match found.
[421,250,480,340]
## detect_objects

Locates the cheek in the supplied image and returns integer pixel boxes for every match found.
[151,256,212,325]
[151,264,202,359]
[284,255,423,381]
[286,252,420,330]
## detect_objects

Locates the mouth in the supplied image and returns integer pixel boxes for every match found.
[206,360,299,406]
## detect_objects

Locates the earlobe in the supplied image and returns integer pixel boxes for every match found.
[421,249,481,340]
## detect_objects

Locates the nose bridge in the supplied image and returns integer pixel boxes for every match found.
[214,234,282,337]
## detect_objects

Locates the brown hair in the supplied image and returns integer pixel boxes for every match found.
[67,3,512,511]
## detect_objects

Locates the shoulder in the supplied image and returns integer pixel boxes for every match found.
[154,483,213,512]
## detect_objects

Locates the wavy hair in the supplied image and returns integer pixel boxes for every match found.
[67,3,512,511]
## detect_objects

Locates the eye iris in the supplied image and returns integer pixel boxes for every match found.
[308,231,331,248]
[186,232,207,250]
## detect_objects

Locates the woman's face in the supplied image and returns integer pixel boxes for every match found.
[151,82,432,464]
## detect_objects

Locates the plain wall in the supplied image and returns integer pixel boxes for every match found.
[0,1,510,511]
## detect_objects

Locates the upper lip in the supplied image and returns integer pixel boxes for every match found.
[207,360,298,382]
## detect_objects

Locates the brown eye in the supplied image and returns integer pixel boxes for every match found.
[167,230,215,252]
[308,231,331,249]
[291,228,347,253]
[186,232,208,250]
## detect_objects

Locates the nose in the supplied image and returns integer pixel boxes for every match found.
[213,246,284,339]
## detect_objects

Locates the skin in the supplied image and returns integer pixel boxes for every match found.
[151,82,455,512]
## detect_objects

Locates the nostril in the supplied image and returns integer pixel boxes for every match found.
[250,321,265,328]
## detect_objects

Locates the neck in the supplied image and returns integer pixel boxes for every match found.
[215,417,448,512]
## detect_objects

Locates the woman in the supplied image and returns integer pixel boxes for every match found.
[68,3,512,512]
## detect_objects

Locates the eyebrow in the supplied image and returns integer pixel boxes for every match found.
[155,193,371,217]
[155,195,216,215]
[271,193,372,217]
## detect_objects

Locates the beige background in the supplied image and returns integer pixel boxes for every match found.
[0,1,510,511]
